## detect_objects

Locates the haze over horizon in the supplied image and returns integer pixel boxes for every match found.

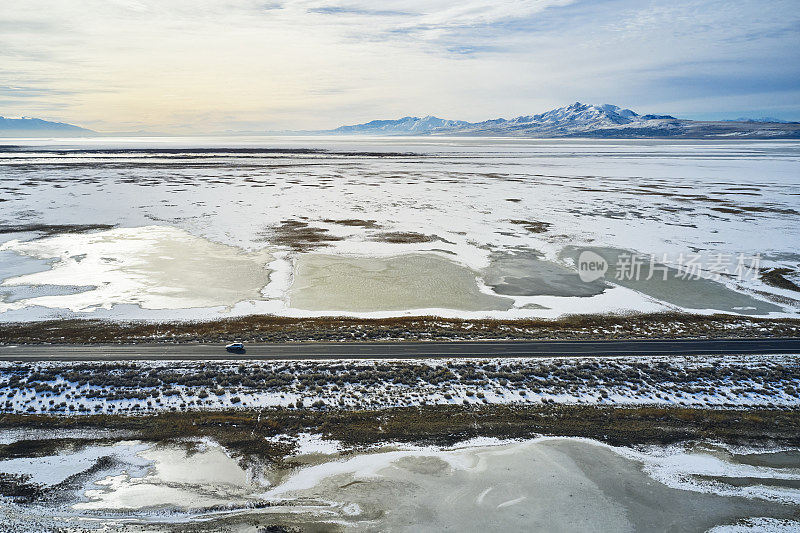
[2,0,799,134]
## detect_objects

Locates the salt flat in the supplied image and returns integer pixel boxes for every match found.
[0,137,798,320]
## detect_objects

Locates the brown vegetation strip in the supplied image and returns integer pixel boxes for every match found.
[1,405,799,463]
[0,223,116,236]
[369,231,441,243]
[1,312,799,344]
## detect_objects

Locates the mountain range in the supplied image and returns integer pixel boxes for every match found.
[325,103,800,138]
[0,116,94,136]
[2,103,799,138]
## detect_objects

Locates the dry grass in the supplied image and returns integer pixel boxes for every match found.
[1,312,798,344]
[2,405,799,459]
[257,219,343,251]
[369,231,441,243]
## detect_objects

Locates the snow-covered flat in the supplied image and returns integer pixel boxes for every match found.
[0,137,798,321]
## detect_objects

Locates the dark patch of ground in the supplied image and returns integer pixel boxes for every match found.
[0,438,97,459]
[321,219,379,228]
[0,473,44,503]
[258,219,343,251]
[508,219,552,233]
[761,268,800,292]
[711,205,800,216]
[369,231,442,244]
[0,223,116,235]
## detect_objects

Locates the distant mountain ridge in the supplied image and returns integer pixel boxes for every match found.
[332,115,471,135]
[0,116,94,136]
[322,102,800,139]
[724,117,798,124]
[3,104,799,138]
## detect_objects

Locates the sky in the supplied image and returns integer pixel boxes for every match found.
[1,0,799,132]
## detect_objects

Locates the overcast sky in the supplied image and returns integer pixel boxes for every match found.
[1,0,799,132]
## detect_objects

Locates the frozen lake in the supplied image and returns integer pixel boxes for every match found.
[1,435,799,531]
[0,137,798,321]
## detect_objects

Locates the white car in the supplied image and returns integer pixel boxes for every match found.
[225,342,245,353]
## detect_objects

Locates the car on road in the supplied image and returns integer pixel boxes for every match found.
[225,342,245,354]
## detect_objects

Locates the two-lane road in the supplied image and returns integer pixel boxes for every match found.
[0,338,798,361]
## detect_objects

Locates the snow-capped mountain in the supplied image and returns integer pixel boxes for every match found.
[331,115,470,135]
[0,116,94,136]
[324,103,800,138]
[461,102,681,136]
[516,102,646,128]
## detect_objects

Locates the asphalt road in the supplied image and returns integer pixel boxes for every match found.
[0,338,798,361]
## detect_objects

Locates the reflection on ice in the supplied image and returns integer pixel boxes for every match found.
[76,443,256,511]
[0,226,273,312]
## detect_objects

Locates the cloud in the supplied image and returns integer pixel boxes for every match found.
[445,44,503,56]
[0,85,78,98]
[307,5,413,16]
[0,0,798,130]
[411,0,575,28]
